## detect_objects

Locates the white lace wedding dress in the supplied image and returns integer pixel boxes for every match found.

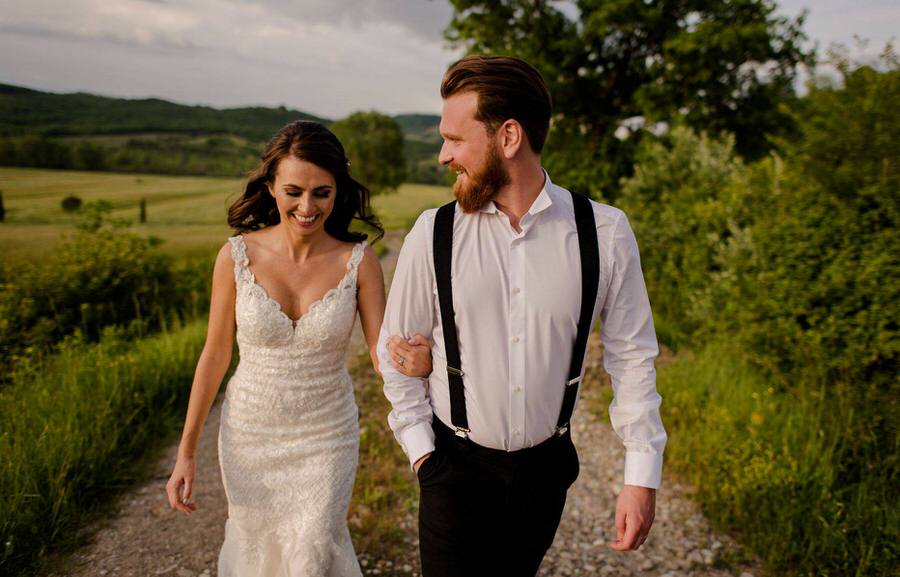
[217,235,365,577]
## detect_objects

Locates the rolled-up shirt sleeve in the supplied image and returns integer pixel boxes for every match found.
[599,212,667,489]
[378,211,437,469]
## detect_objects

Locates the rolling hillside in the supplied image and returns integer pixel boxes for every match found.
[0,83,442,182]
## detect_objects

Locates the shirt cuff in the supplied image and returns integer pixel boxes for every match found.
[624,451,663,489]
[400,420,436,471]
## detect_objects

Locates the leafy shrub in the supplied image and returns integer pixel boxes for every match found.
[618,126,753,347]
[60,195,82,212]
[0,202,210,378]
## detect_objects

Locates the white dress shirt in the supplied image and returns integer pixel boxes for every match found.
[378,172,667,489]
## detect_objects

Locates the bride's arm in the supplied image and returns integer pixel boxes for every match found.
[357,245,387,373]
[357,245,432,377]
[166,242,236,515]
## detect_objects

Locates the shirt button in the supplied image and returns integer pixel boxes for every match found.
[514,429,521,436]
[512,287,520,295]
[512,336,520,343]
[514,385,522,392]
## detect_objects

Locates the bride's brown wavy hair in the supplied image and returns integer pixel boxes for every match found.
[228,120,383,243]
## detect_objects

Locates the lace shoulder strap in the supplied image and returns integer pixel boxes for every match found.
[344,241,368,287]
[228,235,251,284]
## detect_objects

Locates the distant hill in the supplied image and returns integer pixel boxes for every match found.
[0,83,444,183]
[394,113,442,144]
[0,82,325,140]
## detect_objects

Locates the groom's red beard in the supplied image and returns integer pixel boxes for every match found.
[451,144,511,213]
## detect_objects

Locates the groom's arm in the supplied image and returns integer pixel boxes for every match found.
[598,209,665,551]
[378,211,438,470]
[598,210,667,490]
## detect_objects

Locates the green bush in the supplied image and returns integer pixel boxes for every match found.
[0,203,210,378]
[618,126,753,347]
[60,195,82,212]
[713,60,899,393]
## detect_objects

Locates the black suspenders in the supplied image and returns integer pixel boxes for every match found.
[432,190,600,440]
[434,201,469,437]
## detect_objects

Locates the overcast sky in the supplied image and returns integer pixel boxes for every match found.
[0,0,896,119]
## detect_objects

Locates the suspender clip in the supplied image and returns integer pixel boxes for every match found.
[555,425,569,437]
[447,366,465,377]
[565,376,582,387]
[454,426,470,439]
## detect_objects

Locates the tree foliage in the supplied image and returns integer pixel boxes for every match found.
[331,111,407,195]
[445,0,812,199]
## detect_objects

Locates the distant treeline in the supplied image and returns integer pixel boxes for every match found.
[0,134,260,177]
[0,83,444,184]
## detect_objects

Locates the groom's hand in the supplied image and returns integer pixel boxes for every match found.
[608,485,656,551]
[413,452,432,474]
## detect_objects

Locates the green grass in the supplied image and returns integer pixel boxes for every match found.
[348,351,419,569]
[657,340,899,576]
[0,168,451,264]
[0,320,214,575]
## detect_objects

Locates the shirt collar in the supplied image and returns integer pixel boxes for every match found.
[527,170,553,216]
[477,169,554,215]
[479,201,498,214]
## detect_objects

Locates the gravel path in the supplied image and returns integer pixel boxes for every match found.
[44,232,761,577]
[536,338,762,577]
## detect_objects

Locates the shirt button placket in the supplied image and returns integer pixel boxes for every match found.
[509,238,526,449]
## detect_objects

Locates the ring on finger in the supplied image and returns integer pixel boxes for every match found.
[398,357,405,367]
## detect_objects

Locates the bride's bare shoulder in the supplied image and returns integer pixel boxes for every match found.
[238,228,272,249]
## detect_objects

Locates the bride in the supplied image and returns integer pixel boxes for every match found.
[165,120,433,576]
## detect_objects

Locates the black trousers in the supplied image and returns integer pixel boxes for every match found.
[417,417,580,577]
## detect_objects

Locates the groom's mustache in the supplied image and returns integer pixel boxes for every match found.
[448,163,466,175]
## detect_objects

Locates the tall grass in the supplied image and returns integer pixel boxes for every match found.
[0,320,209,575]
[348,351,419,565]
[658,340,899,576]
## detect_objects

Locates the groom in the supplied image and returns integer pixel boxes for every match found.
[379,55,667,577]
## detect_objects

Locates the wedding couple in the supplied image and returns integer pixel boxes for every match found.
[167,55,667,577]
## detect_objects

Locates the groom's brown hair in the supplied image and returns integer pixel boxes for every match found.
[441,55,552,153]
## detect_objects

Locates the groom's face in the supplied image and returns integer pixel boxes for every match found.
[439,91,510,213]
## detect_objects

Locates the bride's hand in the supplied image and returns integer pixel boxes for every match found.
[166,456,198,516]
[388,334,433,378]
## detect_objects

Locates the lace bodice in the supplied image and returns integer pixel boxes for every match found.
[229,234,365,358]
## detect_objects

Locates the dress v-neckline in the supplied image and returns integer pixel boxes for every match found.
[239,236,359,331]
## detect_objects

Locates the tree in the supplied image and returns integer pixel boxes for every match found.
[445,0,812,200]
[330,111,406,195]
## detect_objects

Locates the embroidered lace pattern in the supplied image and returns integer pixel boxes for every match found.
[217,235,365,577]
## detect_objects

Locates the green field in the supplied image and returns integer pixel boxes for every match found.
[0,168,453,264]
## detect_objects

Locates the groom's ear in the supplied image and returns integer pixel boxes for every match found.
[499,119,525,159]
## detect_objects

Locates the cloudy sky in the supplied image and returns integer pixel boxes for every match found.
[0,0,896,119]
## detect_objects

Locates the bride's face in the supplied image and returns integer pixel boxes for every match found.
[268,156,337,236]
